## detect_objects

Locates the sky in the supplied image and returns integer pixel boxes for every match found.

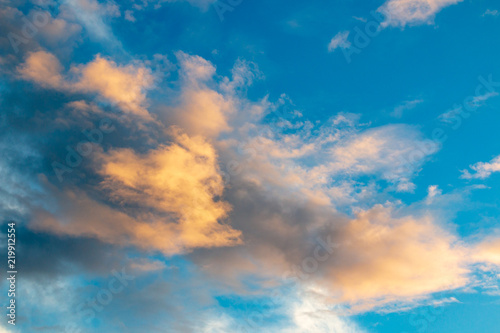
[1,0,500,332]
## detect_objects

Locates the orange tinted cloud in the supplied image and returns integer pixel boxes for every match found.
[472,237,500,266]
[160,52,246,138]
[322,206,469,309]
[96,129,241,251]
[73,55,153,119]
[18,51,154,120]
[32,130,241,255]
[18,50,64,88]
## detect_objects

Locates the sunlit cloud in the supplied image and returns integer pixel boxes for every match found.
[461,155,500,179]
[18,50,155,120]
[378,0,462,27]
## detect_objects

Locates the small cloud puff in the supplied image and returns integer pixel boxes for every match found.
[482,9,499,17]
[328,31,351,52]
[461,155,500,179]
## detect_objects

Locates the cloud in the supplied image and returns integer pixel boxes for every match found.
[96,128,240,251]
[191,177,475,313]
[129,258,167,272]
[231,109,439,209]
[426,185,442,204]
[320,205,469,310]
[482,9,499,17]
[472,237,500,266]
[378,0,462,27]
[18,50,64,88]
[461,155,500,179]
[18,51,154,120]
[284,291,366,333]
[35,9,83,49]
[169,52,228,137]
[309,123,436,193]
[0,326,13,333]
[0,6,82,55]
[123,0,218,12]
[471,91,499,105]
[391,99,423,118]
[328,31,351,52]
[438,105,464,124]
[62,0,121,46]
[9,42,500,332]
[328,125,434,180]
[73,55,154,118]
[352,16,367,22]
[434,90,499,124]
[124,9,136,22]
[31,129,241,255]
[161,52,262,138]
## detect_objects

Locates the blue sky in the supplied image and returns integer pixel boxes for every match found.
[1,0,500,332]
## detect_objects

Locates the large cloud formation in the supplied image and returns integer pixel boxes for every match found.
[17,49,500,316]
[2,2,500,331]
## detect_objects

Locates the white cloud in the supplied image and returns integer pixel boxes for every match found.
[426,185,442,204]
[470,91,499,106]
[391,99,423,118]
[285,291,365,333]
[63,0,121,46]
[483,9,499,17]
[328,31,351,52]
[378,0,463,27]
[438,105,464,124]
[352,16,367,22]
[438,92,498,124]
[461,155,500,179]
[231,109,439,211]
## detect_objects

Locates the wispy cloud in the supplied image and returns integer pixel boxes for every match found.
[328,31,351,52]
[63,0,121,47]
[482,9,499,17]
[439,92,498,123]
[391,99,424,118]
